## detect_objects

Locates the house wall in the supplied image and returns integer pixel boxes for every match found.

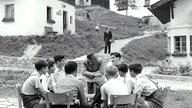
[0,0,36,36]
[0,0,75,36]
[75,0,91,6]
[35,0,75,35]
[168,0,192,66]
[109,0,158,18]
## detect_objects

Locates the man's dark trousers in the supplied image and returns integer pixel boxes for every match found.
[104,41,111,54]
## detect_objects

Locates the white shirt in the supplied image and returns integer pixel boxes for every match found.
[40,72,56,92]
[125,72,136,92]
[100,78,129,105]
[53,66,66,83]
[133,74,158,97]
[22,71,43,95]
[118,76,132,94]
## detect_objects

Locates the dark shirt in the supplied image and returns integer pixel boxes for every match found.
[83,58,103,73]
[104,31,112,42]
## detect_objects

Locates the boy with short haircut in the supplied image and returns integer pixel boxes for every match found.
[116,63,135,94]
[106,52,126,67]
[129,63,162,108]
[40,59,56,92]
[100,65,129,108]
[53,55,67,83]
[22,60,48,108]
[54,61,88,108]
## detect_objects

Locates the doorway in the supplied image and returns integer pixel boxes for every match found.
[63,11,67,33]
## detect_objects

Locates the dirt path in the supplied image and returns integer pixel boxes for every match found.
[74,31,155,61]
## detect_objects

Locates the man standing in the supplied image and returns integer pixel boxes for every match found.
[104,27,112,54]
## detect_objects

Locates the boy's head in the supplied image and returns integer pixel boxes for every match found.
[46,59,55,74]
[105,65,118,80]
[65,61,78,76]
[87,52,97,63]
[110,52,121,65]
[129,63,142,78]
[54,55,66,67]
[35,60,48,75]
[116,63,128,77]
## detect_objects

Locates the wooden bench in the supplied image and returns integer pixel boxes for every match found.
[44,26,58,35]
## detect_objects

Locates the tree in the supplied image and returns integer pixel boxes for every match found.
[114,0,137,15]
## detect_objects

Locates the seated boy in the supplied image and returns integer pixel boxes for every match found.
[40,59,56,92]
[54,61,88,108]
[116,63,135,94]
[22,60,48,108]
[53,55,67,83]
[100,65,129,108]
[129,63,163,108]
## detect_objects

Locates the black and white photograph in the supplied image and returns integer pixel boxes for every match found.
[0,0,192,108]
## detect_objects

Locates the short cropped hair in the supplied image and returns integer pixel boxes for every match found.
[105,66,118,77]
[65,61,78,74]
[35,60,48,71]
[110,52,121,59]
[116,63,128,73]
[54,55,66,63]
[129,63,142,74]
[87,52,95,60]
[46,59,55,69]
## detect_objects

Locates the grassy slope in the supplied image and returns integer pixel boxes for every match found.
[76,6,142,40]
[122,32,167,66]
[0,36,31,56]
[0,70,30,98]
[0,6,142,58]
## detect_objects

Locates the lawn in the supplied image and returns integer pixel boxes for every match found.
[0,70,30,98]
[122,32,168,66]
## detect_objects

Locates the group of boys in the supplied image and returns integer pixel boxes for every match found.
[21,52,163,108]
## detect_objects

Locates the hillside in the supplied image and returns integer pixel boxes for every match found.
[122,32,168,66]
[0,6,143,58]
[76,6,143,39]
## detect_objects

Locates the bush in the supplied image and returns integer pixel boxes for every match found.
[156,64,192,76]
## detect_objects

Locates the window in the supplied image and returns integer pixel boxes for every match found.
[174,36,186,52]
[47,7,55,24]
[47,7,52,21]
[5,4,14,19]
[2,4,15,22]
[70,16,72,24]
[190,36,192,52]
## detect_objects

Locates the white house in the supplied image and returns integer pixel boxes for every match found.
[109,0,159,18]
[75,0,91,6]
[149,0,192,66]
[0,0,75,36]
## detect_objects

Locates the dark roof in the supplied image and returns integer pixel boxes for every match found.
[148,0,176,24]
[59,0,75,6]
